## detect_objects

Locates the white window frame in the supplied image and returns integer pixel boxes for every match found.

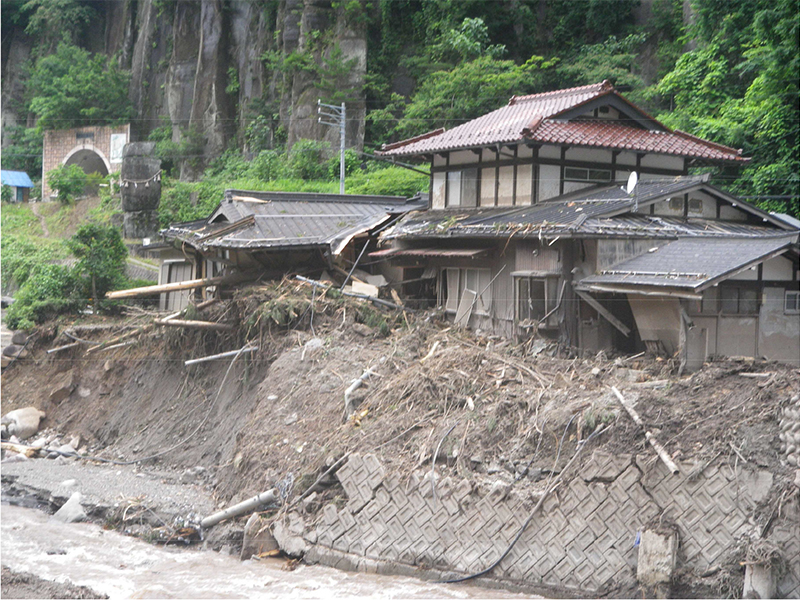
[563,166,612,183]
[786,289,800,314]
[446,168,478,208]
[514,272,560,327]
[441,267,492,315]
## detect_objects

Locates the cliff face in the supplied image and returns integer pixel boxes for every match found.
[1,0,368,173]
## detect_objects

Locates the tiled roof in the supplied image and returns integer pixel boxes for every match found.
[1,170,34,188]
[381,176,796,241]
[163,190,423,256]
[579,234,799,291]
[378,81,746,163]
[529,121,744,162]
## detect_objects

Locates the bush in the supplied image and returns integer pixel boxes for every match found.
[286,139,330,180]
[347,166,429,197]
[67,222,128,305]
[5,264,82,330]
[47,164,87,204]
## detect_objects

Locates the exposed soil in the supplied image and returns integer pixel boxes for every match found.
[2,278,799,596]
[1,566,107,599]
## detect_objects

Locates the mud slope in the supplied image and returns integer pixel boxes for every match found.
[3,281,797,510]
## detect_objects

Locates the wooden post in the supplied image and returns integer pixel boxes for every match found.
[611,386,679,474]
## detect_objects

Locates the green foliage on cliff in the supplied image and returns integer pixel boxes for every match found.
[27,43,133,131]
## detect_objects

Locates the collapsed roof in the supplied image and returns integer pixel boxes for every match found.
[163,189,426,256]
[380,175,794,241]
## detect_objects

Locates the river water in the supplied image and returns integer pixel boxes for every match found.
[1,504,530,599]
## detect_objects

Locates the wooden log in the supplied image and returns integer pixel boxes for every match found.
[47,341,81,354]
[185,346,258,366]
[106,275,228,299]
[85,324,154,354]
[1,442,38,458]
[106,269,260,300]
[156,319,235,331]
[611,386,679,475]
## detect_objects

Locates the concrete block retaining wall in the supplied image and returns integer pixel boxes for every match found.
[304,451,800,597]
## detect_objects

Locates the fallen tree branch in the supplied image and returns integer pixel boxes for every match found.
[106,270,261,299]
[611,386,679,475]
[290,453,351,509]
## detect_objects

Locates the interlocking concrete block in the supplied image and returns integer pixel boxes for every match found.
[346,493,370,514]
[339,508,356,531]
[465,510,487,535]
[407,491,427,512]
[453,478,473,502]
[379,500,398,522]
[395,498,416,524]
[411,505,434,529]
[322,504,339,525]
[383,474,401,492]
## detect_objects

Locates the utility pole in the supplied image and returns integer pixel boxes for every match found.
[318,99,346,194]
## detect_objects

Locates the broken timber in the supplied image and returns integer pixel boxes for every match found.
[156,319,235,331]
[575,290,630,337]
[105,270,261,299]
[611,386,679,474]
[295,275,412,312]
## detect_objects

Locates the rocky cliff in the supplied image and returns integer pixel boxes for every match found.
[2,0,368,173]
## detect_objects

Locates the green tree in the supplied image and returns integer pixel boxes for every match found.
[22,0,96,53]
[47,164,87,204]
[27,43,133,131]
[656,0,799,216]
[393,54,556,139]
[67,222,128,312]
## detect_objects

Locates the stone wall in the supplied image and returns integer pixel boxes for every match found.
[42,125,130,199]
[303,451,800,597]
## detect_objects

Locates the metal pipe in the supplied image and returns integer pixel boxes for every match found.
[200,489,279,528]
[185,346,258,366]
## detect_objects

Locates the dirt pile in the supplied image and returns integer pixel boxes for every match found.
[3,278,797,511]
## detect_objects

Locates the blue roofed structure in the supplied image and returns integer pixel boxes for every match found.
[1,170,35,202]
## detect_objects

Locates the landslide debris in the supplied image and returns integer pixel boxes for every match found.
[2,277,798,530]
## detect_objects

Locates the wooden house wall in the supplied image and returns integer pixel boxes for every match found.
[428,143,688,211]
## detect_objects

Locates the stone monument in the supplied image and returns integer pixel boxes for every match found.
[120,142,161,239]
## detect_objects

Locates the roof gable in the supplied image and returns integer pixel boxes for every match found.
[379,81,746,163]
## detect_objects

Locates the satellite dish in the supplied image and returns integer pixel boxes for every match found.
[626,171,638,195]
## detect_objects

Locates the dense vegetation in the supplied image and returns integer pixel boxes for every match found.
[1,0,797,215]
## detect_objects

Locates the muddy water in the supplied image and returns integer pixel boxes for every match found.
[1,505,531,599]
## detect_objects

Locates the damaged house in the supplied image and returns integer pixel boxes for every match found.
[376,81,800,367]
[155,190,424,311]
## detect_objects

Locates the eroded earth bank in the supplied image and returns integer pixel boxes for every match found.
[2,280,799,598]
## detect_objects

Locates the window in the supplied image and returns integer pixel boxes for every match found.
[786,289,800,314]
[720,286,759,314]
[688,198,703,214]
[447,168,478,207]
[515,274,559,326]
[442,268,492,315]
[564,167,611,183]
